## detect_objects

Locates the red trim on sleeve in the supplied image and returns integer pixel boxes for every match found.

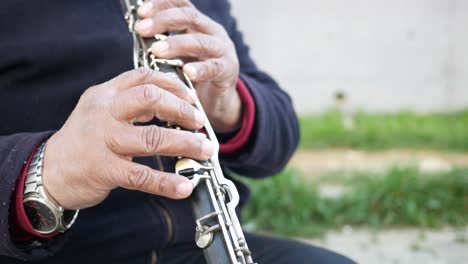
[219,78,256,154]
[10,145,57,241]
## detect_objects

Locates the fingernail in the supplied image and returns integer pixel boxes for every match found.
[138,2,153,16]
[188,89,198,102]
[196,133,207,139]
[184,65,198,79]
[202,140,216,157]
[176,181,193,197]
[135,19,152,33]
[194,110,205,126]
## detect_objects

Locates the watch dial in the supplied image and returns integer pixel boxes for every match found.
[24,200,57,233]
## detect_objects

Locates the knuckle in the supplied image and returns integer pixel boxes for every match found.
[141,84,161,104]
[141,125,163,154]
[128,166,153,190]
[80,86,98,103]
[82,85,98,97]
[211,59,223,72]
[154,173,169,194]
[212,22,225,33]
[167,0,180,5]
[212,39,224,56]
[182,7,200,27]
[196,63,207,77]
[177,101,194,121]
[196,136,206,157]
[135,67,154,83]
[86,102,101,115]
[195,35,213,57]
[210,60,224,78]
[182,132,203,156]
[81,88,106,114]
[168,0,181,6]
[104,131,120,152]
[199,60,223,80]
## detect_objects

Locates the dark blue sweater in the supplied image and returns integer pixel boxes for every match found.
[0,0,299,263]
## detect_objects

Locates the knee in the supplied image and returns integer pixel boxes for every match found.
[279,240,356,264]
[247,234,355,264]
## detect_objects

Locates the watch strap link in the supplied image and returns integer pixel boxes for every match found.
[24,143,46,195]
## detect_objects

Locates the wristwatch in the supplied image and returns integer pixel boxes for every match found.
[23,142,79,235]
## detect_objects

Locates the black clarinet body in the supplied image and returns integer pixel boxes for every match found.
[120,1,256,263]
[191,178,231,264]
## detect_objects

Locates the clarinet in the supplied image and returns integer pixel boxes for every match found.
[121,1,256,263]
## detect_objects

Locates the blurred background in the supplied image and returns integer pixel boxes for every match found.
[230,1,468,263]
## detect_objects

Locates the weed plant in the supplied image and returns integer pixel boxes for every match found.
[242,167,468,237]
[299,110,468,151]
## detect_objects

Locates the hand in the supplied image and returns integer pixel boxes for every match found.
[135,0,242,132]
[42,68,216,210]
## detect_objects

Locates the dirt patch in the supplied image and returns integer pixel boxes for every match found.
[290,149,468,178]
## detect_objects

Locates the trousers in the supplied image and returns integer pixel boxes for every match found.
[158,233,356,264]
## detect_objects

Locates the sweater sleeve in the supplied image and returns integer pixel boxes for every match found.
[218,78,256,155]
[214,1,300,178]
[0,132,69,261]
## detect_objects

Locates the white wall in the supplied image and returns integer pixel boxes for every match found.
[231,0,468,113]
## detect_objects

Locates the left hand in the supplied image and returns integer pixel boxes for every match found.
[135,0,242,132]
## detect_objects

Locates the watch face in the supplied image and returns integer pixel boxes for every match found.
[24,200,57,233]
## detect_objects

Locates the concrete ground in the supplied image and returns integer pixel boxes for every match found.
[301,227,467,264]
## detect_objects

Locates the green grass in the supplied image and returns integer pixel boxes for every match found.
[299,110,468,151]
[242,167,468,238]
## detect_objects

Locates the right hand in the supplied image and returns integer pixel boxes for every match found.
[42,68,215,210]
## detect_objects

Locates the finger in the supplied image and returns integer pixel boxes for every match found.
[138,0,192,18]
[135,7,221,37]
[111,84,204,129]
[113,159,193,199]
[183,59,226,82]
[134,112,155,124]
[106,125,215,160]
[107,68,196,101]
[151,33,224,59]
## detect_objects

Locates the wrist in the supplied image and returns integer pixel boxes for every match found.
[208,86,243,132]
[42,134,71,210]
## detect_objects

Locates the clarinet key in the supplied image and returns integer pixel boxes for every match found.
[195,227,214,249]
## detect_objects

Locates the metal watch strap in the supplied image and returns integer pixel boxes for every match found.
[24,142,79,232]
[24,143,47,195]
